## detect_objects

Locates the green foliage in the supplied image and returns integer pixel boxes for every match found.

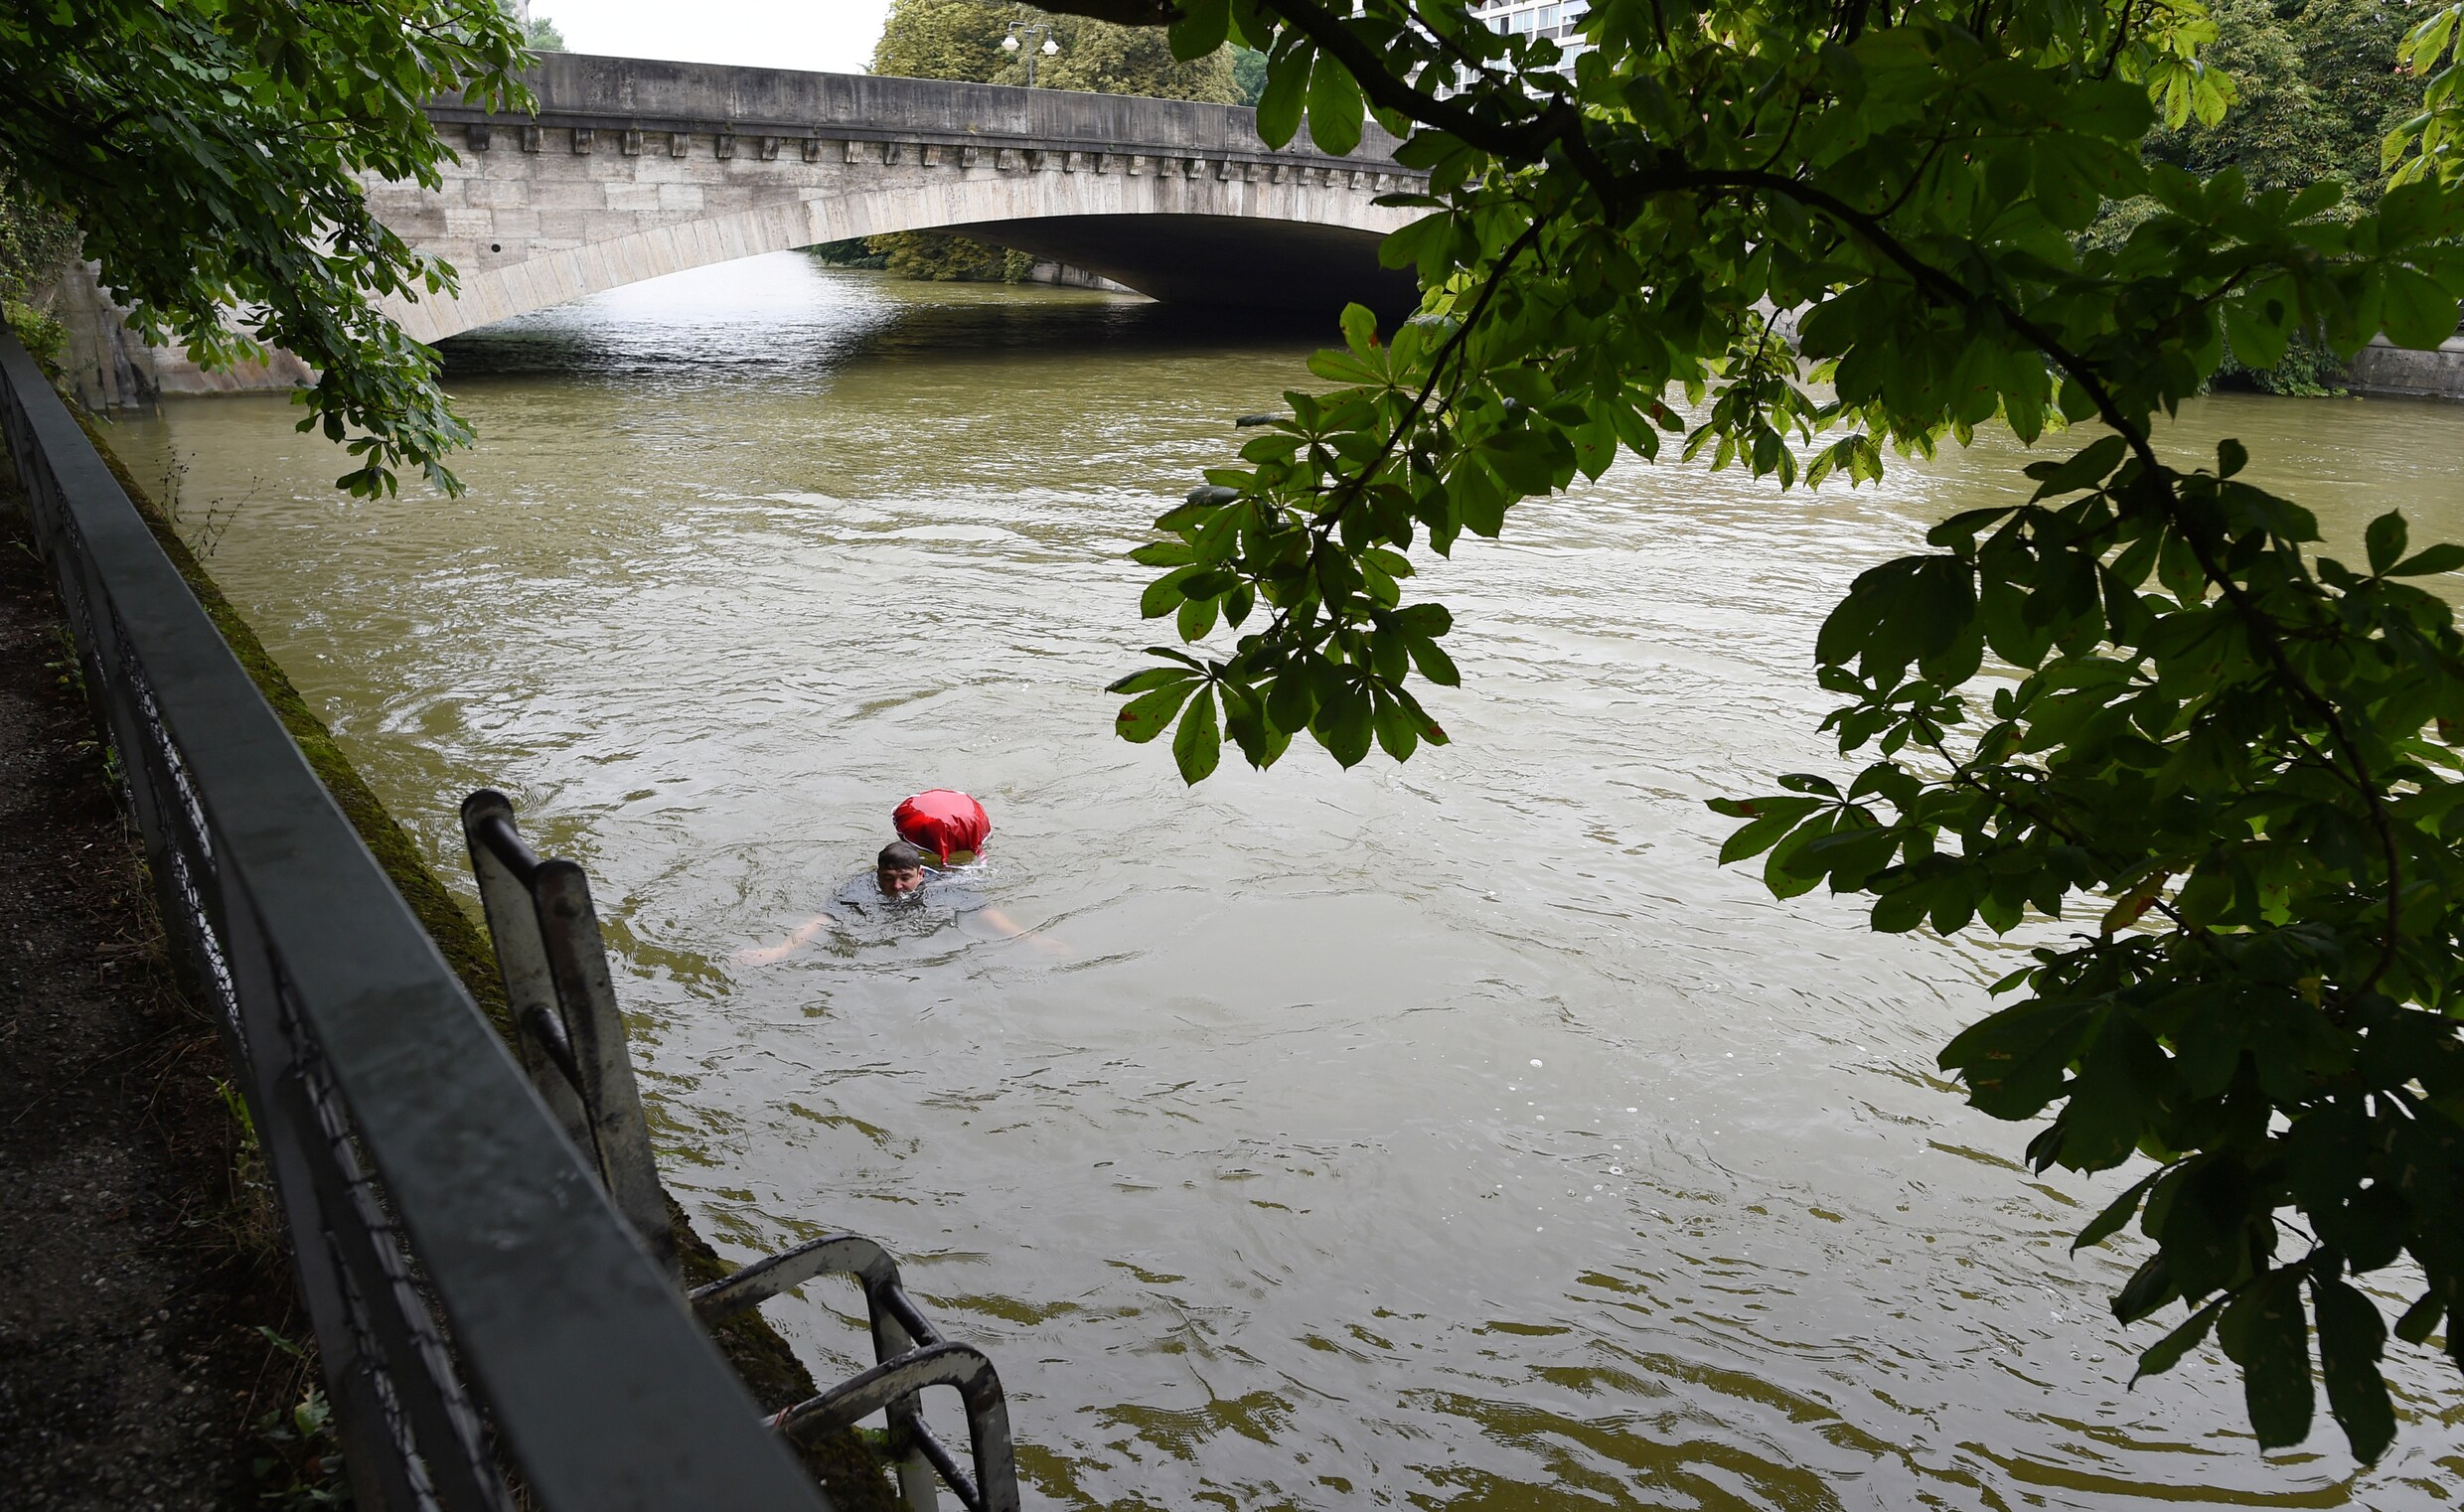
[2214,326,2347,395]
[0,189,80,376]
[806,238,891,270]
[0,0,529,497]
[2388,2,2464,183]
[993,12,1238,98]
[1234,45,1269,104]
[874,0,1237,100]
[2087,0,2416,392]
[2140,0,2411,205]
[863,231,1011,281]
[871,0,1015,80]
[495,0,563,52]
[1071,0,2464,1462]
[251,1384,351,1507]
[247,1327,350,1510]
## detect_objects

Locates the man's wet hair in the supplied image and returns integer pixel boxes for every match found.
[878,840,926,871]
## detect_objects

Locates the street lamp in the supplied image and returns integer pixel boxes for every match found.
[1001,22,1060,87]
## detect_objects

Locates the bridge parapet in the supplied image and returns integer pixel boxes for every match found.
[431,52,1413,175]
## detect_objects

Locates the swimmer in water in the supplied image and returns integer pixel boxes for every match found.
[736,839,1039,963]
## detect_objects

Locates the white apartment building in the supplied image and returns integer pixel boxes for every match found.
[1469,0,1593,66]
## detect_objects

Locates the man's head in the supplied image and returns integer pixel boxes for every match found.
[876,840,926,897]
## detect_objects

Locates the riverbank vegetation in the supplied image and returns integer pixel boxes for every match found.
[0,196,77,376]
[1081,0,2464,1470]
[2087,0,2430,392]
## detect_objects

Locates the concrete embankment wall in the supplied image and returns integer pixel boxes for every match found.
[2349,330,2464,400]
[53,262,315,410]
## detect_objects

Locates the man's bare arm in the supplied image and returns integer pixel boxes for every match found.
[734,913,835,965]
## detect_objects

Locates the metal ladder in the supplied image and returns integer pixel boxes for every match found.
[460,790,1020,1512]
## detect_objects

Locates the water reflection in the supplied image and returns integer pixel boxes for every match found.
[105,251,2464,1509]
[439,273,1332,381]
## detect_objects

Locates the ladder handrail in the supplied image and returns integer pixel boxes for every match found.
[461,792,1022,1512]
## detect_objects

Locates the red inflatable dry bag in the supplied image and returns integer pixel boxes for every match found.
[893,790,991,863]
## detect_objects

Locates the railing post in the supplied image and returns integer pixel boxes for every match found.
[460,791,593,1152]
[461,792,677,1278]
[534,858,677,1277]
[870,1295,941,1511]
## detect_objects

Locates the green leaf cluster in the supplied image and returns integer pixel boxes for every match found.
[2388,2,2464,185]
[1057,0,2464,1460]
[0,0,532,496]
[1727,440,2464,1459]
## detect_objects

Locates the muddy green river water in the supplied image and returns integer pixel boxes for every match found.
[106,252,2464,1509]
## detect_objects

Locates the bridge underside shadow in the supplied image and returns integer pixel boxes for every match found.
[945,215,1419,321]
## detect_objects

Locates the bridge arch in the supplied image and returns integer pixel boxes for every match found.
[372,55,1430,344]
[380,159,1419,344]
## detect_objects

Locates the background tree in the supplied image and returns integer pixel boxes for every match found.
[856,0,1234,280]
[520,10,567,51]
[991,13,1238,97]
[1066,0,2464,1467]
[1233,45,1270,104]
[2088,0,2421,391]
[0,0,529,495]
[872,0,1015,80]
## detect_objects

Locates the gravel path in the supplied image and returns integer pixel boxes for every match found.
[1,485,299,1510]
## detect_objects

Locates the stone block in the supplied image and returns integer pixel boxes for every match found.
[714,132,736,159]
[997,148,1025,171]
[622,129,644,156]
[602,183,663,212]
[525,177,613,211]
[466,123,493,153]
[658,183,703,213]
[464,178,530,209]
[535,211,596,241]
[571,127,595,154]
[669,130,691,157]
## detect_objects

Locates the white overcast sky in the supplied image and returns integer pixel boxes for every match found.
[542,0,896,74]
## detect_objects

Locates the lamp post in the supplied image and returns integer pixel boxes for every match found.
[1001,21,1060,87]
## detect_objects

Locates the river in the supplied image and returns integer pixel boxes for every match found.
[104,252,2464,1509]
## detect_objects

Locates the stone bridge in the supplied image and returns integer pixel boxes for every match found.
[374,53,1431,344]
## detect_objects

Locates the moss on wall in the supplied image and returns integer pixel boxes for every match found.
[75,415,898,1512]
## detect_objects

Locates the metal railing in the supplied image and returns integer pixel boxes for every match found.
[461,794,1021,1512]
[0,330,832,1512]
